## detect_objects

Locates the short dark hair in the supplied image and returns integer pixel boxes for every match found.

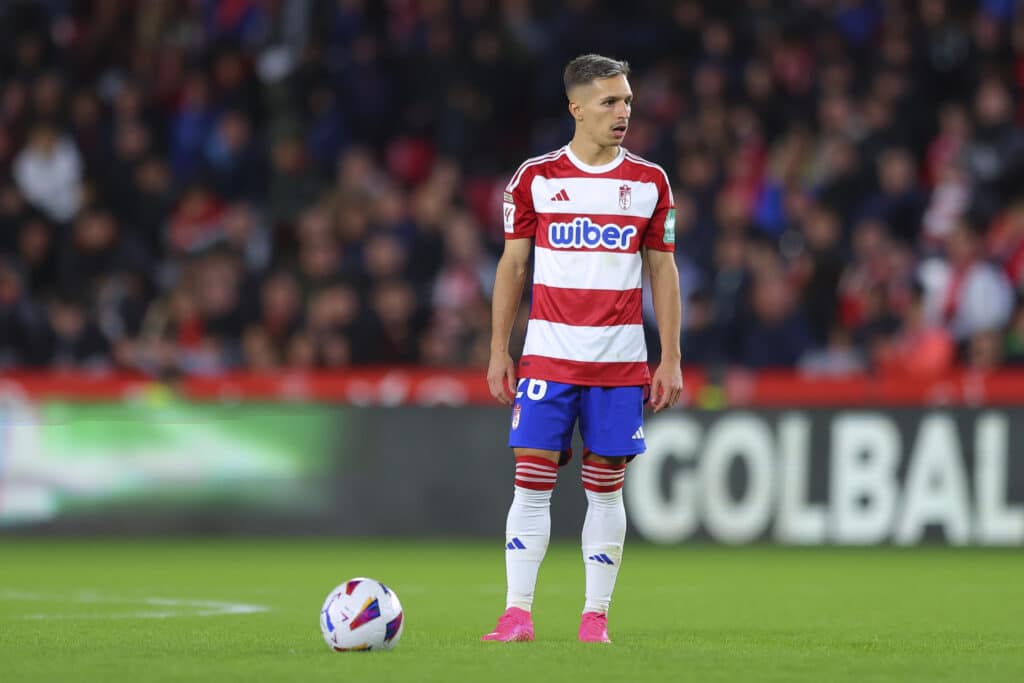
[563,54,630,96]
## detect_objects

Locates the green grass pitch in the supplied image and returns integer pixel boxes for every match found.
[2,539,1022,682]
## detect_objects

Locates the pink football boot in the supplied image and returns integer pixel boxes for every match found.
[579,611,611,643]
[481,607,535,642]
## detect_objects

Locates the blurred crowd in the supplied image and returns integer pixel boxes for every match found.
[1,0,1024,377]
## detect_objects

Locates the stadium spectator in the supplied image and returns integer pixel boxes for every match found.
[859,147,928,245]
[42,293,109,368]
[798,325,867,377]
[60,206,150,301]
[13,122,83,223]
[740,272,814,369]
[679,288,723,368]
[258,270,304,351]
[0,257,47,366]
[875,282,955,376]
[793,202,844,344]
[16,214,57,295]
[267,131,324,226]
[932,219,1014,342]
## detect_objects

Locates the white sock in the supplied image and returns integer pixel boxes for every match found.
[505,458,558,611]
[581,463,626,615]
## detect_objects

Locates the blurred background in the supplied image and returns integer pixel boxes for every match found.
[0,0,1022,544]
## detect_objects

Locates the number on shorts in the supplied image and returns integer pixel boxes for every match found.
[516,378,547,401]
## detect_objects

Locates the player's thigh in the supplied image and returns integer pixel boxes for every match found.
[578,385,646,457]
[507,379,579,455]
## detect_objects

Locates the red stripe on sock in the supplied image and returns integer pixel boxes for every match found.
[516,456,559,470]
[582,461,625,492]
[582,480,624,492]
[515,456,558,490]
[583,483,623,493]
[582,468,625,479]
[515,479,556,491]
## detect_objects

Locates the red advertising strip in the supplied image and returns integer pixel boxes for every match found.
[1,368,1024,406]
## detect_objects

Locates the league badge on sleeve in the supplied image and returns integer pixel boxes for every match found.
[503,202,515,233]
[618,184,631,210]
[664,208,676,244]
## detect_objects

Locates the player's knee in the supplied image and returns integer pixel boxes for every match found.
[581,451,628,469]
[512,448,560,465]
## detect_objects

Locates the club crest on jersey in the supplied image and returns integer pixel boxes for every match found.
[619,184,631,210]
[547,218,637,250]
[511,404,521,430]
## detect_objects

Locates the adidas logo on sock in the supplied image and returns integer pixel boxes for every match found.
[550,188,570,202]
[588,553,615,565]
[631,427,644,439]
[506,537,526,550]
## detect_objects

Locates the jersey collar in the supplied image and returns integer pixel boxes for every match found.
[564,144,626,174]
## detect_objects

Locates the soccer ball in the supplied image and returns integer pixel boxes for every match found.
[320,578,404,652]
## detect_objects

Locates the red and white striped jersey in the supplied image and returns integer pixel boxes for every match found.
[503,145,675,386]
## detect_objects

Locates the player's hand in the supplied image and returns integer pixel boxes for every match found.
[487,352,517,406]
[650,361,683,413]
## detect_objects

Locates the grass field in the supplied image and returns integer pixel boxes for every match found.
[2,539,1022,682]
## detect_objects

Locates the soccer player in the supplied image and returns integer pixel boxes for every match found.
[482,54,682,644]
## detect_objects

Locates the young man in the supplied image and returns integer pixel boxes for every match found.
[482,54,682,644]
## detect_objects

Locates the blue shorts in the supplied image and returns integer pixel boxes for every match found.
[507,379,646,457]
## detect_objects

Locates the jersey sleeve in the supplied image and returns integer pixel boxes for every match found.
[503,170,537,240]
[643,171,675,252]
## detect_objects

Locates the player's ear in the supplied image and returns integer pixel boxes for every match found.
[567,98,583,122]
[567,83,585,121]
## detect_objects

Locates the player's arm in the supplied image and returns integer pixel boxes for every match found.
[645,246,683,412]
[488,238,532,405]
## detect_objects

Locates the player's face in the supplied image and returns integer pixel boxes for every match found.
[570,75,633,147]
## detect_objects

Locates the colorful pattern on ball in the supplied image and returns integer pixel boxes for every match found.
[384,612,403,642]
[322,605,335,632]
[349,597,381,630]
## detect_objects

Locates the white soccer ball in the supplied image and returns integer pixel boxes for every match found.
[320,578,404,652]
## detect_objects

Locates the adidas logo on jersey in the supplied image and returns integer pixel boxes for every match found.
[550,188,570,201]
[631,427,644,439]
[548,217,637,250]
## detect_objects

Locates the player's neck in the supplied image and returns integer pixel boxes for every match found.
[568,137,621,167]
